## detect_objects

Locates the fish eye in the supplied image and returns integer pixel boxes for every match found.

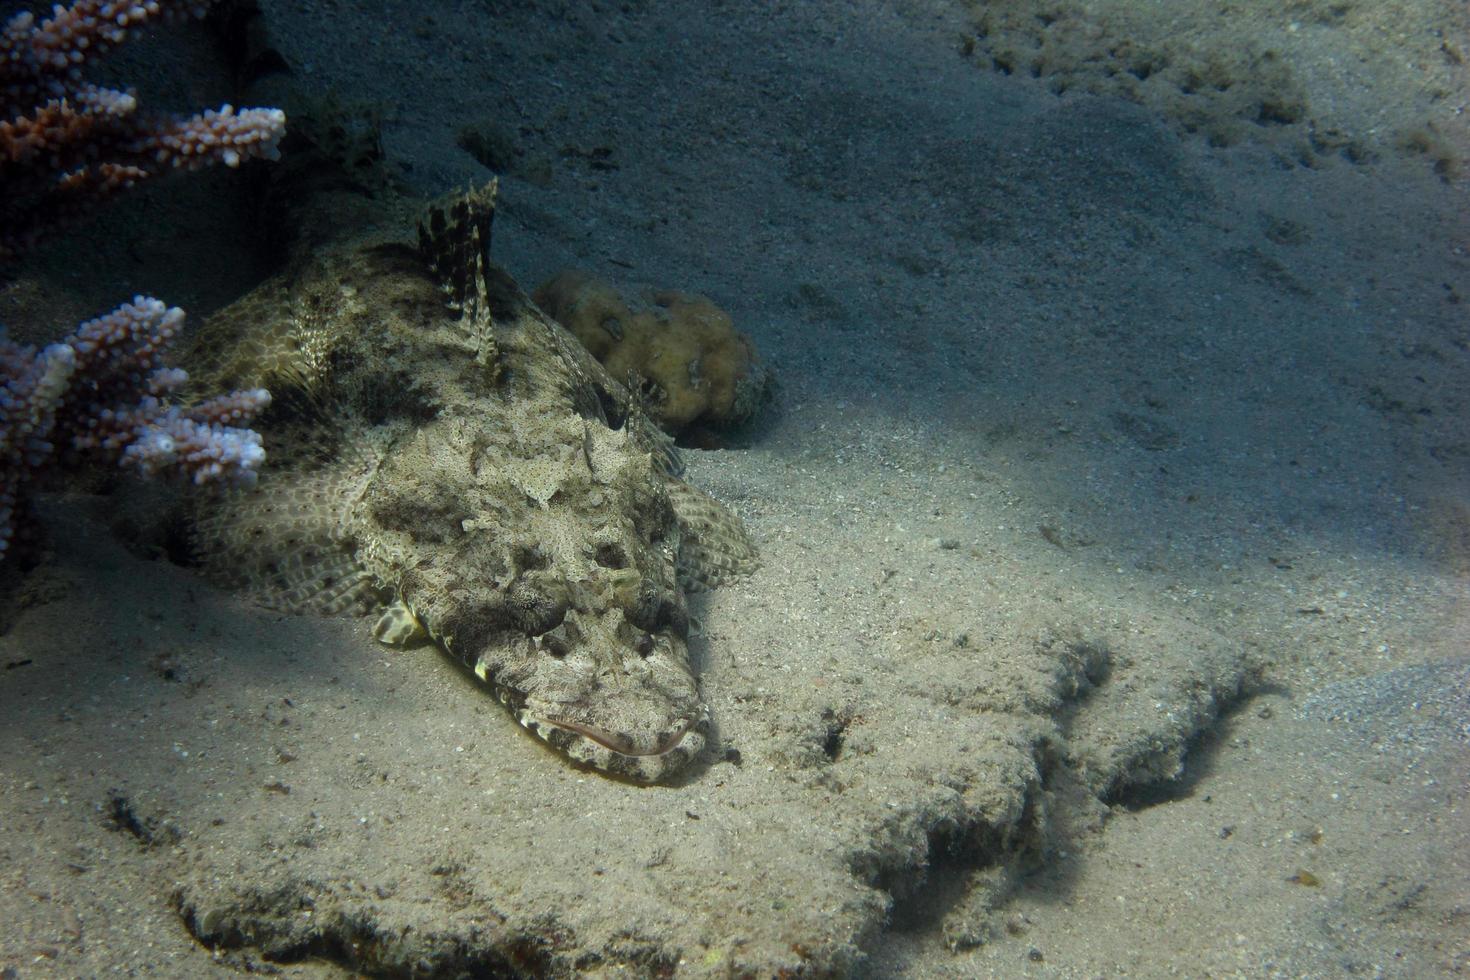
[594,543,628,570]
[635,633,655,657]
[512,585,568,636]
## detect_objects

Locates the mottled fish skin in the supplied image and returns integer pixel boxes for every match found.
[186,182,756,782]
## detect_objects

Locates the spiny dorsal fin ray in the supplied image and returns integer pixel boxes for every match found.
[479,256,633,433]
[622,376,685,479]
[473,264,686,478]
[417,180,497,308]
[417,180,500,370]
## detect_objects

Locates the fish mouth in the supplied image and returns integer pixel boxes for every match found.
[537,714,697,757]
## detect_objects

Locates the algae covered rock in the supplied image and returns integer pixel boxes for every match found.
[533,270,773,437]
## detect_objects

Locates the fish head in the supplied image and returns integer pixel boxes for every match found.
[369,415,708,782]
[407,553,707,783]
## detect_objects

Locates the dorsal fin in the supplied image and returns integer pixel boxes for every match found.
[417,180,497,305]
[417,181,500,369]
[621,372,685,478]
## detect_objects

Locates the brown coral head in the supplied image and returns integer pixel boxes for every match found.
[533,270,772,436]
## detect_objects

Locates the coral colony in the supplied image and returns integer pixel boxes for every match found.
[0,0,287,255]
[0,297,271,558]
[1,1,287,559]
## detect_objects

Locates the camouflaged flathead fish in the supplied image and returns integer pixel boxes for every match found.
[187,182,757,782]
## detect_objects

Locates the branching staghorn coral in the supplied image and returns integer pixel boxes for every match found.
[0,0,287,256]
[0,296,270,559]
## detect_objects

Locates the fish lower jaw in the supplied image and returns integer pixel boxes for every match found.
[536,713,699,758]
[517,707,710,782]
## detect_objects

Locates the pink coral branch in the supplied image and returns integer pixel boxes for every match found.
[0,296,270,559]
[0,1,286,256]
